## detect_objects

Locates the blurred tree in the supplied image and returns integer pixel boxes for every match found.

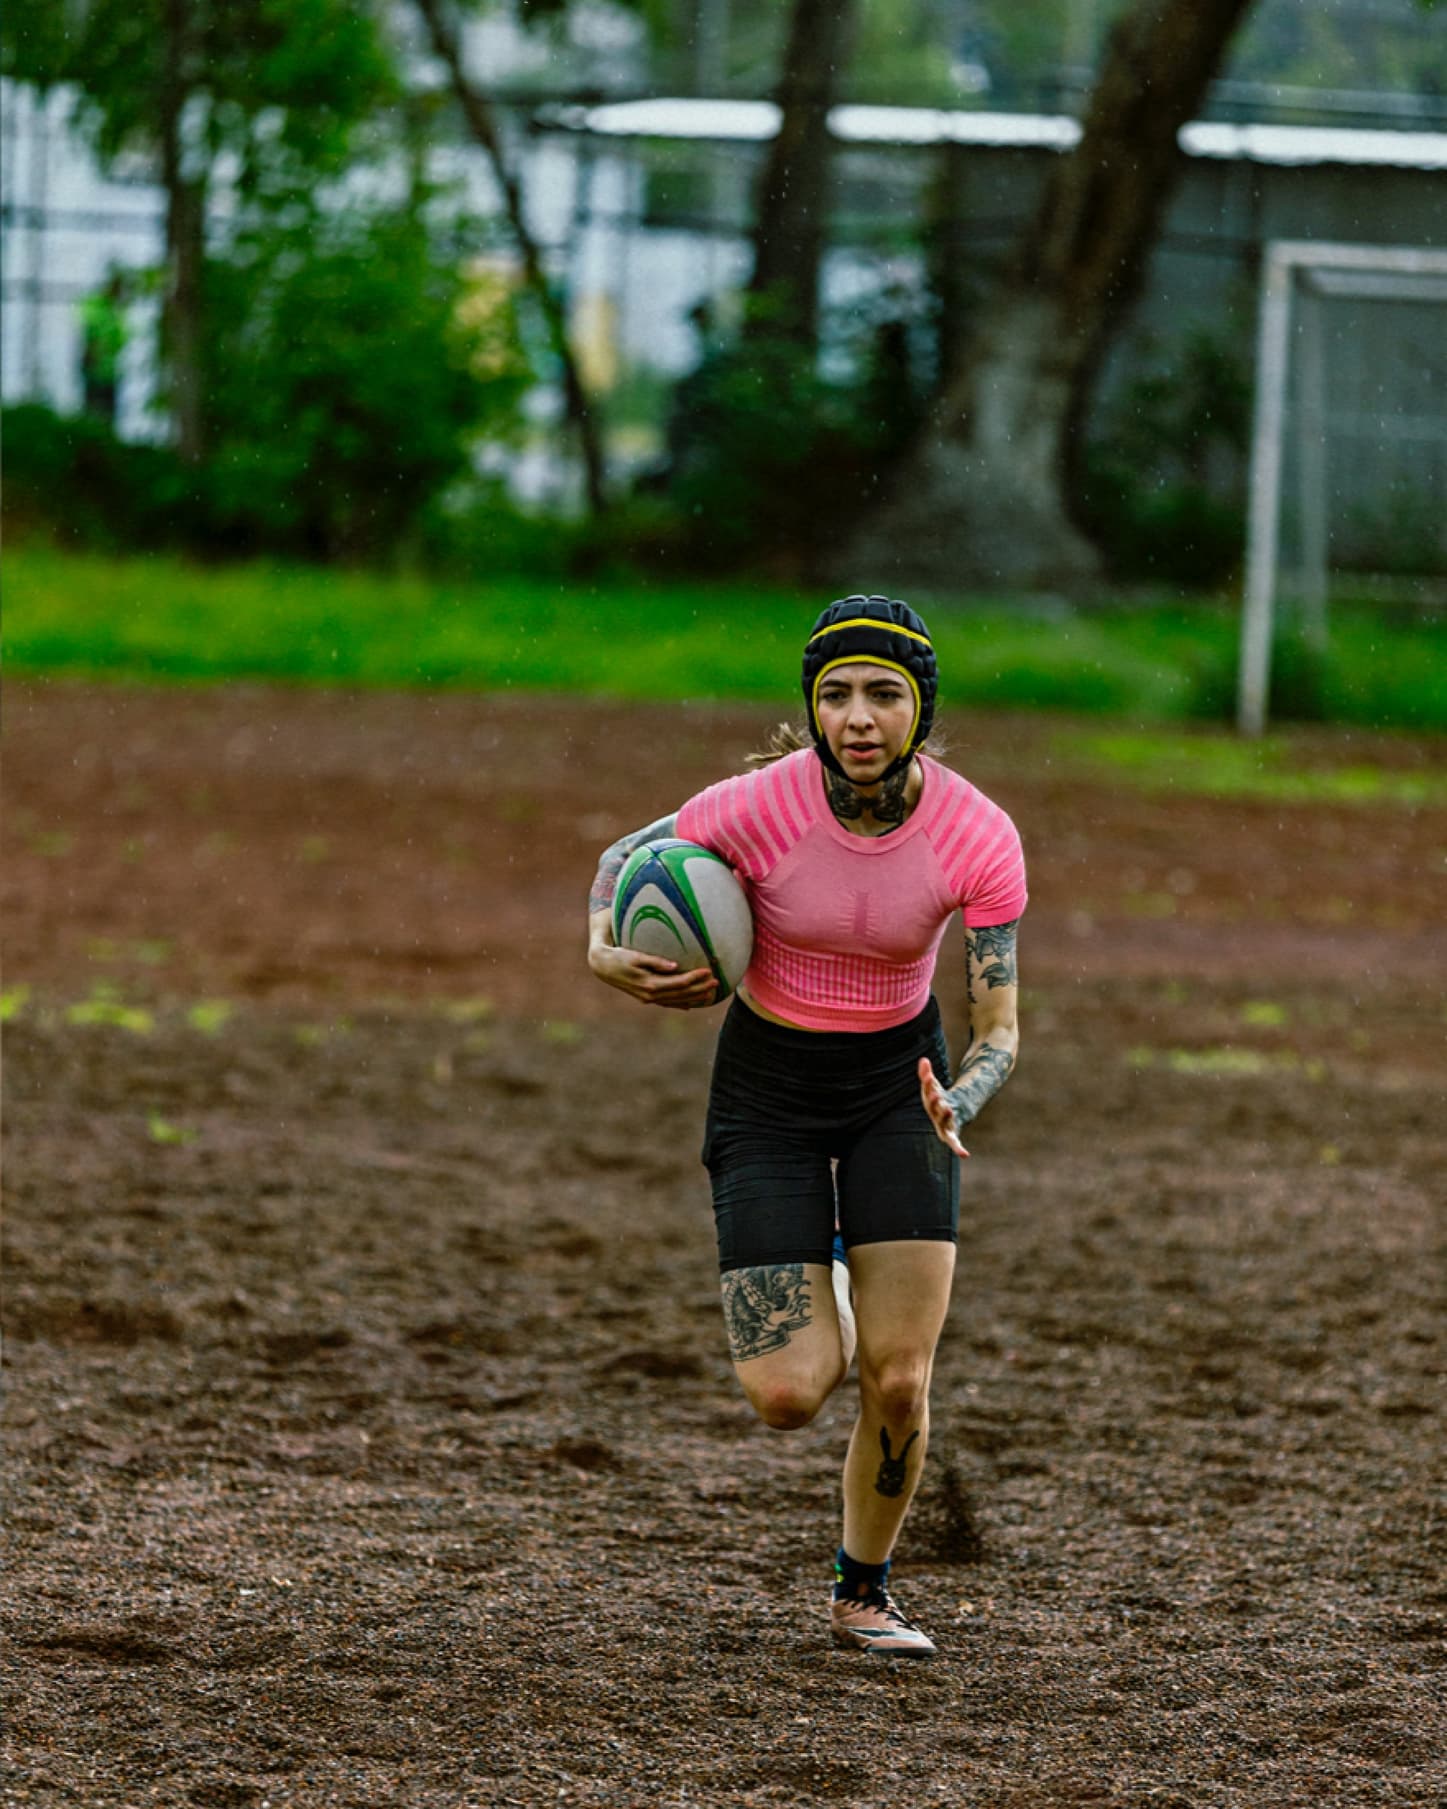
[842,0,1257,591]
[743,0,859,349]
[1,0,395,463]
[409,0,610,514]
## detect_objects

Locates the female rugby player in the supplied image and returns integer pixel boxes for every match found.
[586,596,1024,1658]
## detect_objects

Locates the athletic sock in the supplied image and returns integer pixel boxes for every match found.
[832,1230,848,1267]
[834,1546,891,1600]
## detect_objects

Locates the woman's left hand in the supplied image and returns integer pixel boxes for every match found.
[918,1058,969,1159]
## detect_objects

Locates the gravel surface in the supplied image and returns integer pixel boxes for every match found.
[5,682,1443,1807]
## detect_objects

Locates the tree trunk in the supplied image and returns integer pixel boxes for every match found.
[842,0,1257,592]
[160,0,204,465]
[743,0,857,348]
[411,0,608,517]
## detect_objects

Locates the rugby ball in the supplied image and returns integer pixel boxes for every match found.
[612,839,753,1003]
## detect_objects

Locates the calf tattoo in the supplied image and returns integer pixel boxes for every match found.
[722,1264,813,1362]
[875,1427,919,1497]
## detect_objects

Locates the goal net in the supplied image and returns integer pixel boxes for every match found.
[1238,240,1447,734]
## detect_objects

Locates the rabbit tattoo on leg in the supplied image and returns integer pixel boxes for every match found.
[874,1427,919,1498]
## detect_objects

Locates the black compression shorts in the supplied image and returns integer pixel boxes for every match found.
[702,995,959,1273]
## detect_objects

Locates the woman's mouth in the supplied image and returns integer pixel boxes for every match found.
[844,744,882,761]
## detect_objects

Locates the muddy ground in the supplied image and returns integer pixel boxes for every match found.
[4,681,1444,1808]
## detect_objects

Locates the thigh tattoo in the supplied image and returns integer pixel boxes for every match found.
[721,1264,813,1362]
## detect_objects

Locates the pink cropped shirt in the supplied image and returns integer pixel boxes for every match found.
[675,750,1026,1032]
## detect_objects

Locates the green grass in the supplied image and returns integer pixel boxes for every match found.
[5,545,1445,729]
[1059,729,1447,807]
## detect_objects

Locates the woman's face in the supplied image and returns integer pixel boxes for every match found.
[815,662,917,785]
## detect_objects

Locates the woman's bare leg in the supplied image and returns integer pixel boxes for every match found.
[721,1261,850,1429]
[839,1241,956,1562]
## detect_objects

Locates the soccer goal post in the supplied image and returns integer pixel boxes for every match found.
[1237,240,1447,736]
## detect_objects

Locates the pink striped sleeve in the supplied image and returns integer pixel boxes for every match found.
[959,808,1027,926]
[675,764,807,881]
[933,787,986,875]
[782,754,813,832]
[765,756,807,842]
[927,769,1027,927]
[752,770,794,865]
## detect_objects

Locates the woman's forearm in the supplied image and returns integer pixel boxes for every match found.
[587,813,679,914]
[946,1026,1018,1127]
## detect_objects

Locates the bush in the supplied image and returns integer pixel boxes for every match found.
[4,204,531,567]
[1083,467,1245,590]
[201,205,529,561]
[1082,326,1251,589]
[412,477,581,578]
[653,307,928,571]
[1,404,202,552]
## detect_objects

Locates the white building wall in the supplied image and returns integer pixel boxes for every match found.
[1,81,166,432]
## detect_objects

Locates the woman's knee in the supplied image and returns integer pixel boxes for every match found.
[745,1374,830,1431]
[860,1354,930,1425]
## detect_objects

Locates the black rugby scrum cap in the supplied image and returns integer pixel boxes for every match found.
[801,595,937,782]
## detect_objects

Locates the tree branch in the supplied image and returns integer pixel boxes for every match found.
[410,0,607,515]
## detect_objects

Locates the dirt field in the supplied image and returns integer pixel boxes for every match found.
[4,680,1444,1809]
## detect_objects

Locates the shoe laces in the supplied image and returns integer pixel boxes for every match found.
[849,1585,918,1628]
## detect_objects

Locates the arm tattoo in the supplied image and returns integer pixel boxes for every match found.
[588,813,678,913]
[968,918,1019,991]
[951,920,1019,1124]
[721,1264,813,1363]
[946,1042,1015,1127]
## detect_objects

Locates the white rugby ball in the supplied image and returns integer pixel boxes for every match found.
[612,839,753,1004]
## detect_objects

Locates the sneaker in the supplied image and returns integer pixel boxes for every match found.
[830,1585,937,1659]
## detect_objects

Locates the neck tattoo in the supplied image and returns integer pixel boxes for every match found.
[825,763,911,830]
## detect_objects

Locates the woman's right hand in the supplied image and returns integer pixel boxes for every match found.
[588,914,718,1009]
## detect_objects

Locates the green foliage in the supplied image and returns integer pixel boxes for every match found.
[201,205,528,560]
[1,0,395,182]
[4,201,531,563]
[1082,326,1252,588]
[664,338,863,564]
[659,308,927,570]
[848,0,965,106]
[147,1114,196,1146]
[1263,631,1330,724]
[3,0,513,562]
[1228,0,1447,102]
[1,404,202,552]
[414,479,583,578]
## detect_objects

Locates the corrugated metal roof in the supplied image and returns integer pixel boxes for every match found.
[563,97,1447,170]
